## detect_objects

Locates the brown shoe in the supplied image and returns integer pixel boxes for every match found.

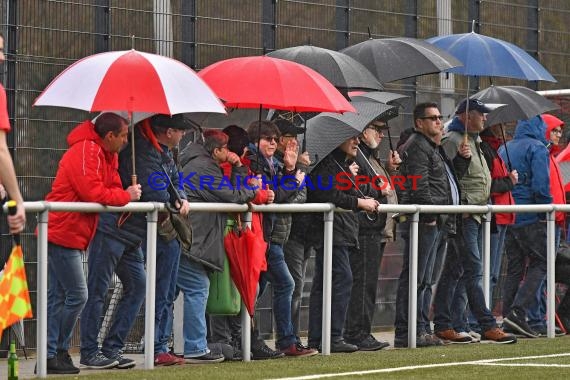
[435,329,472,344]
[481,327,517,344]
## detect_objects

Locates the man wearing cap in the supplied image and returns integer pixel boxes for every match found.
[433,98,516,344]
[344,118,400,351]
[80,114,191,368]
[43,113,141,374]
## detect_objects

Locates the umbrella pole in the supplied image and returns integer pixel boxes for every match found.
[499,124,513,171]
[256,105,263,175]
[463,77,470,145]
[386,121,395,152]
[130,114,137,185]
[302,119,307,153]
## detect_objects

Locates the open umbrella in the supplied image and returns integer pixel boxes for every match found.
[198,55,355,114]
[473,85,559,126]
[341,37,463,84]
[304,100,396,173]
[349,91,409,151]
[33,49,226,184]
[266,45,383,93]
[426,30,557,82]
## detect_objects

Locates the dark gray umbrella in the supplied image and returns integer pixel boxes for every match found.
[474,85,560,126]
[341,37,462,84]
[267,45,383,92]
[303,100,396,173]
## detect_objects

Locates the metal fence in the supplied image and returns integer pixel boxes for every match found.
[1,0,569,351]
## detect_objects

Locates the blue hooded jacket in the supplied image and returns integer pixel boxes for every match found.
[498,115,551,226]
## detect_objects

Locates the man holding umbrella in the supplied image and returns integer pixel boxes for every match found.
[344,118,400,351]
[44,113,141,374]
[434,98,516,344]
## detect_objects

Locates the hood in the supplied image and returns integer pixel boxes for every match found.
[179,142,209,168]
[66,120,102,147]
[446,117,465,133]
[542,113,564,140]
[480,130,503,151]
[514,115,548,145]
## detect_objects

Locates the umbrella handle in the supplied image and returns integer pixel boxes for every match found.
[131,174,138,186]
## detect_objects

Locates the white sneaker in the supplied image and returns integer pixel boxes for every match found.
[456,331,477,343]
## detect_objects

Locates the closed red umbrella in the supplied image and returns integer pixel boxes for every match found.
[223,213,267,316]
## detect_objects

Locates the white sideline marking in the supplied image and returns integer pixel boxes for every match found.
[269,353,570,380]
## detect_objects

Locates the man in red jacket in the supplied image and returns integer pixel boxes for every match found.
[44,112,141,374]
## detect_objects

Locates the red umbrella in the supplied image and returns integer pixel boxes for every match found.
[33,49,226,183]
[198,56,356,113]
[224,214,267,316]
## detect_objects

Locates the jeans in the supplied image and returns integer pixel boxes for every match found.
[142,237,180,354]
[394,221,440,339]
[47,243,88,359]
[421,231,448,334]
[502,222,547,319]
[345,235,385,342]
[283,238,312,338]
[490,224,508,303]
[308,245,353,346]
[80,230,146,359]
[527,226,561,329]
[434,217,497,333]
[260,243,296,349]
[177,255,210,357]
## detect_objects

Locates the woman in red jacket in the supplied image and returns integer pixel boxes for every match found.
[44,113,141,374]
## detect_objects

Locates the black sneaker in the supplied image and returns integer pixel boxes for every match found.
[184,350,225,364]
[35,356,80,375]
[503,310,539,338]
[79,352,119,369]
[330,340,358,353]
[106,351,137,369]
[353,335,390,351]
[533,325,566,337]
[56,350,80,373]
[251,343,285,360]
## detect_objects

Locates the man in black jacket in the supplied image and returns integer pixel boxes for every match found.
[344,119,400,351]
[306,134,380,353]
[394,102,466,348]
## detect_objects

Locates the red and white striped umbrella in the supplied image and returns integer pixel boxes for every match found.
[34,49,226,115]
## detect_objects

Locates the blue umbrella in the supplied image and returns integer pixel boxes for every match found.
[426,30,556,82]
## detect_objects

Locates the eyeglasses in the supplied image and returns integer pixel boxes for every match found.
[261,136,278,143]
[552,129,563,135]
[419,115,444,121]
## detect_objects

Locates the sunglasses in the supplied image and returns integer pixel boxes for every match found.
[261,136,278,143]
[419,115,444,121]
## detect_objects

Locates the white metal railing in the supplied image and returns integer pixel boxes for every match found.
[2,201,568,377]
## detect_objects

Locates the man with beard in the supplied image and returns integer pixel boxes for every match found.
[344,118,400,350]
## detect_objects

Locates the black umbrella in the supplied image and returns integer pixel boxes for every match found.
[474,85,560,126]
[350,91,408,152]
[341,37,462,84]
[303,100,397,173]
[267,45,383,93]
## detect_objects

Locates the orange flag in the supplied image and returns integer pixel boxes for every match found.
[0,243,33,338]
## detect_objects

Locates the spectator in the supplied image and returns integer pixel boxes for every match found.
[306,134,379,353]
[178,129,271,363]
[434,98,516,344]
[499,115,552,338]
[0,33,25,234]
[526,114,566,336]
[275,119,315,346]
[246,120,317,358]
[344,118,400,351]
[44,113,141,374]
[479,124,517,309]
[394,102,464,347]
